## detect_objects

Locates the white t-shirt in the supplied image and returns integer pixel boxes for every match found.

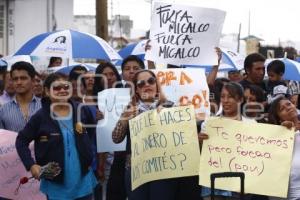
[288,131,300,199]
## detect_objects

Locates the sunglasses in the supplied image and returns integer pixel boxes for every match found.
[136,77,156,88]
[52,84,70,91]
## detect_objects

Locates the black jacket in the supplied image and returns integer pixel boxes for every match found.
[15,98,95,183]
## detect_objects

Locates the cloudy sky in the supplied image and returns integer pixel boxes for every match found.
[74,0,300,46]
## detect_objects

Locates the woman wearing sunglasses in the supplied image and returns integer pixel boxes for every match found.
[16,73,97,200]
[112,69,200,200]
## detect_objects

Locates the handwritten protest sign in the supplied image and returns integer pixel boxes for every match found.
[145,2,226,66]
[97,88,131,152]
[129,105,200,190]
[199,118,295,198]
[0,129,46,200]
[154,68,210,120]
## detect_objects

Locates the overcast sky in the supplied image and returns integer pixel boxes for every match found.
[74,0,300,46]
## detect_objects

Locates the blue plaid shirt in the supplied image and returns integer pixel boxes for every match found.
[0,96,41,132]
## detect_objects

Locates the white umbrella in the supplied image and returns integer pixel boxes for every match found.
[1,55,32,71]
[15,29,122,61]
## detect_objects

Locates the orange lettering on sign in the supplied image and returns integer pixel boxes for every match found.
[178,92,210,109]
[179,96,189,106]
[192,94,202,108]
[179,72,193,85]
[165,71,177,86]
[156,71,165,85]
[202,90,209,107]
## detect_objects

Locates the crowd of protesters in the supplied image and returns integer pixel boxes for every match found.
[0,47,299,200]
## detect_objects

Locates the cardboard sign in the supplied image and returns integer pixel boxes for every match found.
[146,2,226,66]
[129,106,200,190]
[199,118,295,198]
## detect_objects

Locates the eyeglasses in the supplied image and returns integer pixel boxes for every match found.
[52,84,70,91]
[136,77,156,88]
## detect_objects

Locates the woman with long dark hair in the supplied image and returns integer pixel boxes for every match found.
[199,82,256,200]
[112,69,200,200]
[106,55,145,200]
[92,61,123,199]
[268,97,300,200]
[93,61,122,96]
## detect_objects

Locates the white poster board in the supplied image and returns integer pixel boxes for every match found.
[146,2,226,66]
[96,88,131,152]
[154,68,210,119]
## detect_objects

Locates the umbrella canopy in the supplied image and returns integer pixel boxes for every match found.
[220,49,244,71]
[46,64,97,75]
[1,55,32,71]
[0,59,7,69]
[118,39,147,60]
[184,48,244,71]
[15,29,122,61]
[115,39,147,66]
[265,58,300,81]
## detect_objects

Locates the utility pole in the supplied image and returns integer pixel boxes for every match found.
[237,23,241,53]
[248,10,251,36]
[96,0,108,41]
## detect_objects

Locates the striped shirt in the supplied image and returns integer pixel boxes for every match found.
[0,90,15,106]
[288,80,300,95]
[0,96,41,132]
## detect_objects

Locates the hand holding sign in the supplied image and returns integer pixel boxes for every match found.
[120,105,139,121]
[216,47,222,65]
[96,110,104,121]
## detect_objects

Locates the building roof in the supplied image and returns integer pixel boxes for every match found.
[241,35,264,41]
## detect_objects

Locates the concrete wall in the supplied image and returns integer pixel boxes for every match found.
[3,0,73,55]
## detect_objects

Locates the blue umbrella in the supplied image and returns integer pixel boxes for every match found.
[0,59,7,69]
[115,40,147,66]
[118,40,147,59]
[47,64,96,75]
[14,29,122,61]
[266,58,300,81]
[183,49,245,71]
